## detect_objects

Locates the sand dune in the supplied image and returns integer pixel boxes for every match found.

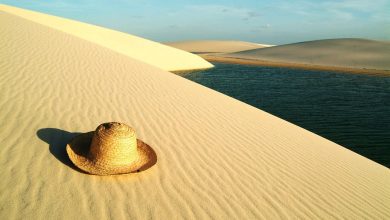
[166,40,272,54]
[1,6,390,220]
[0,4,213,72]
[223,38,390,71]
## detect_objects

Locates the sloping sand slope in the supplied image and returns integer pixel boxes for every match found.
[0,4,213,72]
[225,38,390,70]
[166,40,272,53]
[1,10,390,220]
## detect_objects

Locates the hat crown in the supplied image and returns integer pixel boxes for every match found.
[89,122,139,167]
[97,122,135,137]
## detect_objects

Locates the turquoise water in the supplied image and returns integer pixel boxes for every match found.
[181,62,390,168]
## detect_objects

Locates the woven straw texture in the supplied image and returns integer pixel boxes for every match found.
[66,122,157,175]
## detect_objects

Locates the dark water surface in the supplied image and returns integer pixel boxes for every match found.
[181,62,390,168]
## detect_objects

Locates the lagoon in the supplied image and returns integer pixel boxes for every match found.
[182,62,390,168]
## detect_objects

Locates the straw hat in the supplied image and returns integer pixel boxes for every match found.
[66,122,157,175]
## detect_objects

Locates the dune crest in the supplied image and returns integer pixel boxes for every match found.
[1,5,390,220]
[166,40,272,54]
[224,38,390,71]
[0,4,213,72]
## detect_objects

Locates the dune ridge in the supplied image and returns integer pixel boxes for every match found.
[1,8,390,220]
[220,38,390,71]
[0,4,213,72]
[166,40,272,54]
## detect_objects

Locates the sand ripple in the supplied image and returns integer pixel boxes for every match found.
[1,11,390,219]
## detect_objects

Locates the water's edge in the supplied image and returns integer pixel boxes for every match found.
[181,62,390,168]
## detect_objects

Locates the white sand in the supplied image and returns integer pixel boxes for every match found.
[166,40,272,53]
[0,4,213,72]
[1,6,390,220]
[225,38,390,70]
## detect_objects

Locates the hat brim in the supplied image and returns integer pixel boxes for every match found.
[66,132,157,175]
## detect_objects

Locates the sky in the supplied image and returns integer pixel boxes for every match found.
[1,0,389,44]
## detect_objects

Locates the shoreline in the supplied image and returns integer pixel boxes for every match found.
[201,54,390,76]
[2,4,390,219]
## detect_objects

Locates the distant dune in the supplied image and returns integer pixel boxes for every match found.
[1,4,390,220]
[0,4,213,72]
[166,40,272,54]
[223,38,390,71]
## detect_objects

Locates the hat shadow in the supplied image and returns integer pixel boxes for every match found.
[36,128,157,175]
[36,128,86,173]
